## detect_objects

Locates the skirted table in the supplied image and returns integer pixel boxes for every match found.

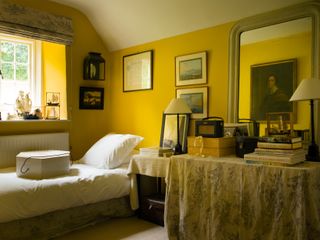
[165,155,320,240]
[127,154,171,210]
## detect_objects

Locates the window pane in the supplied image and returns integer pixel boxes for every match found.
[16,44,29,63]
[16,64,28,81]
[2,63,14,80]
[1,41,14,62]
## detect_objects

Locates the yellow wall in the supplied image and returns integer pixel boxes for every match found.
[1,1,312,160]
[1,0,111,160]
[239,32,311,134]
[110,23,233,148]
[42,41,67,119]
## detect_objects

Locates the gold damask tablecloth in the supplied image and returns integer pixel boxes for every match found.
[165,155,320,240]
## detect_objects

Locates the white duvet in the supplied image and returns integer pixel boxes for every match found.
[0,163,130,223]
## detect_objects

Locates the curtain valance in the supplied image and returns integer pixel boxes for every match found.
[0,0,73,45]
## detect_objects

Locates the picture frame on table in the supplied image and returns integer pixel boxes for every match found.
[176,87,208,119]
[79,87,104,110]
[175,51,207,86]
[160,113,190,153]
[250,59,297,121]
[123,50,153,92]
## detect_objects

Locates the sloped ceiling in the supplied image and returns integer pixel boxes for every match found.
[51,0,309,51]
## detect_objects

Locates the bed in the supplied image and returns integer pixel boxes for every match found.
[0,132,143,240]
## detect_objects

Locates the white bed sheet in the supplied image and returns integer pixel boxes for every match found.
[0,163,130,223]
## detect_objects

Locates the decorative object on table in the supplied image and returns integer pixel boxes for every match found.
[250,59,297,121]
[123,50,153,92]
[290,78,320,162]
[235,136,259,158]
[161,98,191,154]
[195,116,224,138]
[176,86,208,119]
[175,51,207,86]
[79,87,104,110]
[15,91,32,118]
[224,123,250,137]
[139,147,173,157]
[187,136,235,157]
[238,118,260,137]
[46,92,60,120]
[83,52,105,80]
[266,112,293,136]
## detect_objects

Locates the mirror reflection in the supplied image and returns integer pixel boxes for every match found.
[238,17,312,135]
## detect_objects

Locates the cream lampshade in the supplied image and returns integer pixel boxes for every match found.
[164,98,191,154]
[290,78,320,101]
[164,98,192,114]
[290,78,320,161]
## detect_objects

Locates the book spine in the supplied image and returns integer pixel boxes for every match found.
[257,142,302,149]
[254,148,304,154]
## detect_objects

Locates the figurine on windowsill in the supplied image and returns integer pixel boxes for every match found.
[16,91,32,118]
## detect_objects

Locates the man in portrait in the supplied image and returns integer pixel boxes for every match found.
[259,74,291,119]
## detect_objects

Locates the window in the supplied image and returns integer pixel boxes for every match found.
[0,34,41,117]
[0,33,67,120]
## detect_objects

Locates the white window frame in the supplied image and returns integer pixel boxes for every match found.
[0,33,42,110]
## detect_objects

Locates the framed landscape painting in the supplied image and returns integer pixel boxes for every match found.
[176,87,208,119]
[79,87,104,110]
[175,51,207,86]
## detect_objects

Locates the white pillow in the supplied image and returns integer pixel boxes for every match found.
[79,133,143,169]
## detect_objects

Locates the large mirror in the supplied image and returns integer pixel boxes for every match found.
[228,1,320,143]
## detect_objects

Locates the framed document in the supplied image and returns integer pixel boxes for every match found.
[123,50,153,92]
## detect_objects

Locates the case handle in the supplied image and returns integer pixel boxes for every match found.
[201,116,224,121]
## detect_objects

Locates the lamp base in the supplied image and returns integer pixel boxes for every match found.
[174,143,183,155]
[306,143,320,162]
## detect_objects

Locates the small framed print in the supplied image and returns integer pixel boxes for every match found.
[175,51,207,86]
[123,50,153,92]
[79,87,104,110]
[176,87,208,119]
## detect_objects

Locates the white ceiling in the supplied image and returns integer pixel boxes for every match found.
[51,0,310,51]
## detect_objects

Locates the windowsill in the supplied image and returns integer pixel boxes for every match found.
[0,119,70,123]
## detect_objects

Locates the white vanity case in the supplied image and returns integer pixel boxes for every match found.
[16,150,70,179]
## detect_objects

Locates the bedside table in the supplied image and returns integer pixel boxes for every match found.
[127,154,171,226]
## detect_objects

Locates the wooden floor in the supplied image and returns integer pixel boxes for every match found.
[54,216,168,240]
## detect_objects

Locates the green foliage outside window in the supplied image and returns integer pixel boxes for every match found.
[0,41,29,81]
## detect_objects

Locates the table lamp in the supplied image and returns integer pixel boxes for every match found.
[164,98,191,154]
[290,78,320,161]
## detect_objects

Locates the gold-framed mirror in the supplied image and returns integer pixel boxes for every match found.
[228,1,320,143]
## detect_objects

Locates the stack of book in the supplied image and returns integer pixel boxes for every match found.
[244,136,306,165]
[139,147,173,157]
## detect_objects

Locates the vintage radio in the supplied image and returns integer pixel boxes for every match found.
[195,117,224,138]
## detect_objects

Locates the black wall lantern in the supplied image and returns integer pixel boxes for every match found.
[83,52,105,80]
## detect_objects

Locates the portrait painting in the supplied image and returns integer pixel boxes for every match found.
[250,59,297,121]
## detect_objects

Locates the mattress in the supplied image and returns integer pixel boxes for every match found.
[0,163,130,223]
